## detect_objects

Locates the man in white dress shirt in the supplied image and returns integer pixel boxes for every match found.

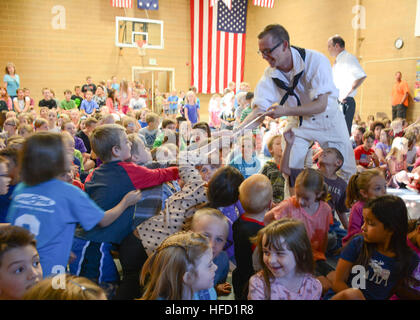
[239,24,356,181]
[327,35,367,135]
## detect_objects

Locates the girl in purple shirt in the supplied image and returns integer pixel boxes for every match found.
[342,169,387,246]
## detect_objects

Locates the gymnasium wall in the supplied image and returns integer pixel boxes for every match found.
[0,0,193,113]
[1,0,419,122]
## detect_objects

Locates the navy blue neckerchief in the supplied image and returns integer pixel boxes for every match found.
[272,46,306,126]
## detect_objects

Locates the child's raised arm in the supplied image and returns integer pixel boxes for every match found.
[263,200,288,225]
[98,190,142,227]
[280,129,295,176]
[263,210,275,226]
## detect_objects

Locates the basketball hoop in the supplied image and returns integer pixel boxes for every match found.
[136,40,147,57]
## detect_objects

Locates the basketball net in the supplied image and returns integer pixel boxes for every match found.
[136,40,147,57]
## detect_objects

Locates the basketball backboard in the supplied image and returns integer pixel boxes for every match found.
[115,16,164,49]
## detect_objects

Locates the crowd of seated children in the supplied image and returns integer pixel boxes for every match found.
[68,124,178,298]
[115,143,223,299]
[0,75,419,302]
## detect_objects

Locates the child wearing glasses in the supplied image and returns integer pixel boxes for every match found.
[1,118,18,143]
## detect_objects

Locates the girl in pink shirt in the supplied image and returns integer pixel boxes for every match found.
[106,89,120,114]
[119,80,132,115]
[248,219,322,300]
[265,169,332,264]
[0,86,12,111]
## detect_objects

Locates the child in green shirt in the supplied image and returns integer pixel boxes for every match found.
[60,89,77,110]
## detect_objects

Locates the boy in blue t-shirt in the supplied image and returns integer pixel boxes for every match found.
[69,124,179,294]
[229,135,261,179]
[80,90,99,115]
[136,108,149,128]
[167,90,179,118]
[138,112,160,149]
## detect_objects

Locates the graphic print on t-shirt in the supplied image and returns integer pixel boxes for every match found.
[359,153,371,166]
[12,193,56,235]
[366,259,390,287]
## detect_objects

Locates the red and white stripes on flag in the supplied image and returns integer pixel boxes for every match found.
[110,0,133,8]
[191,0,248,94]
[253,0,274,8]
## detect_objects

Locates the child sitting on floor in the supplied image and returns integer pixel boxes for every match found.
[317,148,349,256]
[232,174,272,300]
[341,169,387,246]
[265,169,334,280]
[248,219,322,300]
[140,231,217,300]
[190,208,232,298]
[229,134,261,179]
[386,136,409,188]
[261,134,285,204]
[0,225,43,300]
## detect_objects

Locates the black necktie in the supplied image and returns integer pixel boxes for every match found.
[272,71,304,125]
[272,71,304,107]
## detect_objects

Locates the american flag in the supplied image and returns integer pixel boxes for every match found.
[253,0,274,8]
[191,0,248,94]
[111,0,133,8]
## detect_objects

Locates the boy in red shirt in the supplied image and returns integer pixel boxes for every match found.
[354,130,379,171]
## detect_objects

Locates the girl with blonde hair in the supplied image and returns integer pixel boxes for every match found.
[140,231,217,300]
